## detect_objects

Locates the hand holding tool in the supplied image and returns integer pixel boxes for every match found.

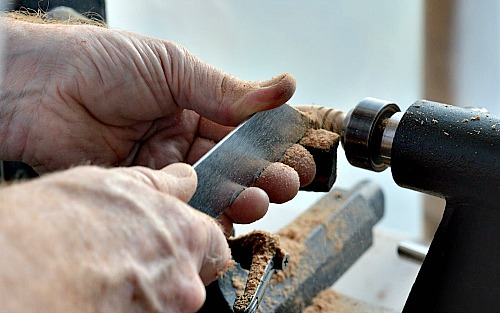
[188,104,339,217]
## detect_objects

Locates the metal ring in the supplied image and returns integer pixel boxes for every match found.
[342,97,400,172]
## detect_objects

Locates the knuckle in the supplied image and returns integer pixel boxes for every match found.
[175,274,206,312]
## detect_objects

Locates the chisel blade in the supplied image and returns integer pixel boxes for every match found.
[188,104,313,217]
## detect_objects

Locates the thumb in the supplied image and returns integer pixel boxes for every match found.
[158,163,198,202]
[127,163,197,202]
[195,214,231,285]
[164,42,296,126]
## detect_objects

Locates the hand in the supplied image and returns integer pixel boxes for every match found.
[0,18,311,230]
[1,19,295,172]
[0,163,227,312]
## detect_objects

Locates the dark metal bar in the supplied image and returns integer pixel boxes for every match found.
[200,181,384,312]
[397,240,428,264]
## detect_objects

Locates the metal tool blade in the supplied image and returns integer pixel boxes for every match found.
[188,104,313,217]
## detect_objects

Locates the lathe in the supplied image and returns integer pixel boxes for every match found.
[194,98,500,312]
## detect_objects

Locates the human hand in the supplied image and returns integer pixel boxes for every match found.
[1,18,295,173]
[0,163,227,312]
[1,18,312,231]
[0,18,323,313]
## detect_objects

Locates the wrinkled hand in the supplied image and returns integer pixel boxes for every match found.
[0,163,227,312]
[2,19,295,171]
[0,18,307,230]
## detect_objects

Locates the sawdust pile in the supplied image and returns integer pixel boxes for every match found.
[229,230,286,312]
[300,128,340,151]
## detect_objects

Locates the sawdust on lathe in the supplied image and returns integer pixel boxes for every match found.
[296,106,345,134]
[270,194,343,286]
[231,230,286,311]
[300,129,340,151]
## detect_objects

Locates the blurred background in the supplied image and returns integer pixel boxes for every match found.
[2,0,499,310]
